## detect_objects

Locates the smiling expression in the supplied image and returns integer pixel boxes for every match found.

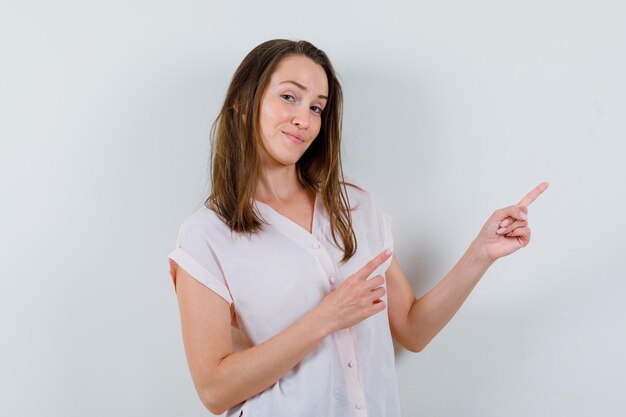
[257,55,329,168]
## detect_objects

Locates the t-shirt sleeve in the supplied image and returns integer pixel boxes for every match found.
[381,211,394,253]
[367,190,395,272]
[167,218,234,306]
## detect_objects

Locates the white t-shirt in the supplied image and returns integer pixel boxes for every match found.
[167,180,401,417]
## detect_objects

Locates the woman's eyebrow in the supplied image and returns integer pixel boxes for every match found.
[279,80,328,100]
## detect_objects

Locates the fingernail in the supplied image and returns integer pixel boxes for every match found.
[519,211,527,220]
[385,249,392,256]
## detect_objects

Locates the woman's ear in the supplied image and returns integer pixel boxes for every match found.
[233,100,248,121]
[233,100,247,112]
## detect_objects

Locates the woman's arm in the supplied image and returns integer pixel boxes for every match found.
[175,265,330,415]
[385,242,493,352]
[175,249,392,415]
[386,182,548,352]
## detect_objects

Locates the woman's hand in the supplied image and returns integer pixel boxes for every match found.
[315,249,392,334]
[473,182,550,262]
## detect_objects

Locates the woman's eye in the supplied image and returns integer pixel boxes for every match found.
[281,94,322,114]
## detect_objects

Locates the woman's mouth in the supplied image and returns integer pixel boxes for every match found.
[283,132,304,144]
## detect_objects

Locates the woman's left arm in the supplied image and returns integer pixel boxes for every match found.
[386,182,550,353]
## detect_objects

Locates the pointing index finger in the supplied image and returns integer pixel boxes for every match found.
[517,182,550,207]
[358,249,392,280]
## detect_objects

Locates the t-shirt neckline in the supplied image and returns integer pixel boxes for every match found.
[254,192,319,237]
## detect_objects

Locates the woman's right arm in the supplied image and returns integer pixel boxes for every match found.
[174,249,392,415]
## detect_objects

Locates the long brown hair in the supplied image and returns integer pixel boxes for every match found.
[206,39,362,263]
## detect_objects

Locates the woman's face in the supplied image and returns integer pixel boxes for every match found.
[257,55,329,168]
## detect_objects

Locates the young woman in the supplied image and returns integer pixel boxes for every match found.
[167,39,549,417]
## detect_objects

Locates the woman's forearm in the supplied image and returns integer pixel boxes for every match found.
[407,239,495,352]
[206,307,332,414]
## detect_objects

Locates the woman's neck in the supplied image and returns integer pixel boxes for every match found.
[256,165,304,204]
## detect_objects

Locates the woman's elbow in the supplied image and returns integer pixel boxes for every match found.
[395,334,425,353]
[200,389,227,416]
[197,376,229,415]
[406,338,427,353]
[406,344,424,353]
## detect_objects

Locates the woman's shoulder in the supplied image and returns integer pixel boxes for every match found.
[341,175,378,209]
[175,204,230,241]
[342,174,367,195]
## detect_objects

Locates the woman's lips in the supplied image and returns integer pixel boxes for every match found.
[283,131,304,144]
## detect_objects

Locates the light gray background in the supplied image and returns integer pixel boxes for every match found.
[1,1,624,416]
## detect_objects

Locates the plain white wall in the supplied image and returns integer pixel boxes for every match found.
[1,1,625,416]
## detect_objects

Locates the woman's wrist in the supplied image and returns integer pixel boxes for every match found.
[307,305,336,339]
[468,238,497,269]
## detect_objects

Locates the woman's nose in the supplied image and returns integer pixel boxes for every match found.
[291,105,310,129]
